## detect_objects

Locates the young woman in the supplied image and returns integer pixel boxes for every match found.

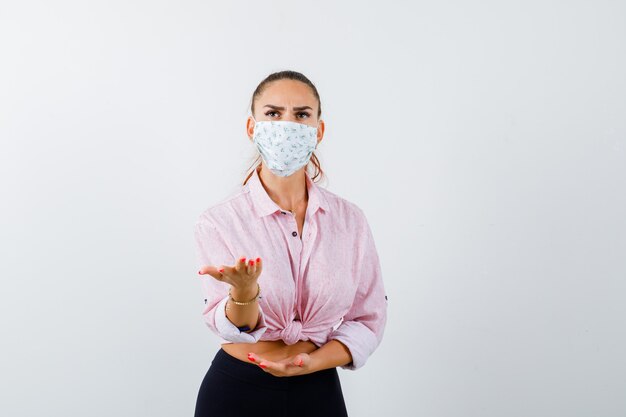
[194,70,388,416]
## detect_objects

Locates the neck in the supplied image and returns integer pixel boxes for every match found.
[257,163,308,212]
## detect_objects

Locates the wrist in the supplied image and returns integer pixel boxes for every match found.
[230,283,259,301]
[308,350,323,373]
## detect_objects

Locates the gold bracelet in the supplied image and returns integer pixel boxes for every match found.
[228,283,261,306]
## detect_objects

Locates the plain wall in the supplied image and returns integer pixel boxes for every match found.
[1,0,624,416]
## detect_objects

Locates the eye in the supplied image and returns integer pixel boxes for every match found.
[265,110,279,118]
[297,112,311,119]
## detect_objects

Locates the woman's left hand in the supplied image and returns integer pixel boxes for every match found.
[247,351,316,377]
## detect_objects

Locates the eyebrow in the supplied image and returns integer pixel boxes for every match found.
[263,104,313,111]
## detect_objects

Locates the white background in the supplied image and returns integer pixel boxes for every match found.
[1,1,625,416]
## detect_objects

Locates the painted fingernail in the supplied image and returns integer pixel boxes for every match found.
[259,363,267,368]
[198,270,202,274]
[248,260,254,266]
[240,257,246,263]
[256,258,261,262]
[247,353,255,362]
[218,268,224,273]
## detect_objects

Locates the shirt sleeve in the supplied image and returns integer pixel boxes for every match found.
[194,216,268,344]
[328,210,388,370]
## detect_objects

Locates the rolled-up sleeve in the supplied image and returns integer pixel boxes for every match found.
[194,216,268,344]
[328,210,388,370]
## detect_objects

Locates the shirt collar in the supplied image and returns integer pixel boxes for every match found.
[247,167,330,218]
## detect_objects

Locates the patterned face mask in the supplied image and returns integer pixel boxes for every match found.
[251,115,319,177]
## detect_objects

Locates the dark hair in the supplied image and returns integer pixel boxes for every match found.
[243,70,325,185]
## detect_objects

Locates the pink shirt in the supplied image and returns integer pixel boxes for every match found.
[194,167,388,370]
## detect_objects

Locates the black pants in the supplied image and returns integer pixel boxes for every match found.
[194,347,349,417]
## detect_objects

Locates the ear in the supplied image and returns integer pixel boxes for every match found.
[246,116,256,141]
[316,119,325,142]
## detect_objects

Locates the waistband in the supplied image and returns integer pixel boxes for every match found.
[211,347,339,391]
[211,348,290,390]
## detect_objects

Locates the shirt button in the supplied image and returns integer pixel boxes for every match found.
[292,231,297,237]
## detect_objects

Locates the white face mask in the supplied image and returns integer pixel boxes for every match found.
[251,115,319,177]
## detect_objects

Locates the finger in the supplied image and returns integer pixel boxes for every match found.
[292,355,304,367]
[248,353,270,369]
[236,256,247,273]
[259,359,285,373]
[199,266,226,281]
[198,265,215,275]
[247,258,257,275]
[219,262,238,279]
[255,257,262,277]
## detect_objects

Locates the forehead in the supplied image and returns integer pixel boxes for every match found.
[257,79,317,108]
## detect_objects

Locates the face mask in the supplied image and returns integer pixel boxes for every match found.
[251,115,319,177]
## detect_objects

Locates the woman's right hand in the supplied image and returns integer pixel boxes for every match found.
[198,256,262,291]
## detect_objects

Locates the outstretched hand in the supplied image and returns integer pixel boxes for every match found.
[247,351,317,377]
[198,255,262,291]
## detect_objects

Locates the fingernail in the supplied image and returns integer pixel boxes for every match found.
[218,268,224,273]
[198,270,202,274]
[259,363,267,368]
[247,353,255,362]
[240,257,246,263]
[248,260,254,266]
[256,258,261,262]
